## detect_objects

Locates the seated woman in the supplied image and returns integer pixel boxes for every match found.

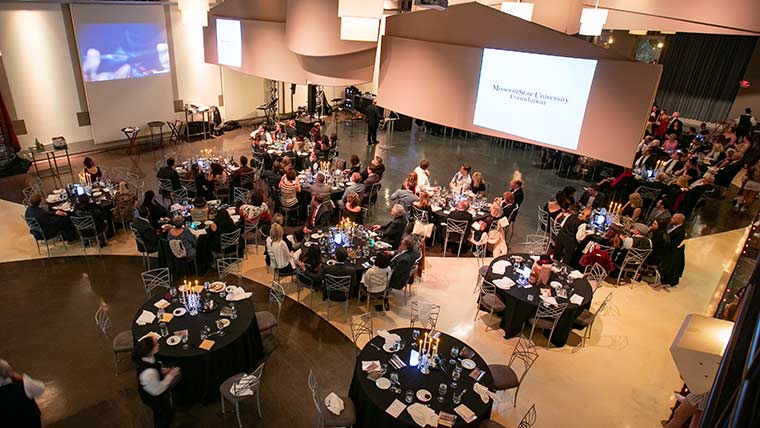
[345,154,362,176]
[297,244,324,288]
[189,197,209,222]
[239,191,270,226]
[620,192,644,222]
[360,252,392,298]
[166,215,197,276]
[342,192,364,224]
[279,168,301,209]
[543,197,563,224]
[141,190,169,229]
[208,163,229,198]
[83,157,103,183]
[411,191,434,219]
[266,223,294,274]
[471,172,487,196]
[208,208,239,254]
[187,163,212,199]
[112,181,137,227]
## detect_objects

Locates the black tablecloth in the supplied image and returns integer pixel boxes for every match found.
[485,254,593,347]
[131,290,264,406]
[349,328,494,428]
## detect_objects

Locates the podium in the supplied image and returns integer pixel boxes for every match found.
[670,314,734,394]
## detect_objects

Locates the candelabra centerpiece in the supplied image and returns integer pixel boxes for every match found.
[417,331,440,375]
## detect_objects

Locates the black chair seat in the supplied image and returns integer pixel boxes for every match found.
[112,331,134,352]
[574,309,594,328]
[528,317,554,330]
[488,364,519,390]
[255,311,278,332]
[480,294,506,312]
[320,396,356,427]
[220,373,255,402]
[478,265,489,277]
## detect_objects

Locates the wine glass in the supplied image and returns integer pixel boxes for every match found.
[169,287,178,302]
[181,333,189,350]
[437,383,447,403]
[449,346,459,366]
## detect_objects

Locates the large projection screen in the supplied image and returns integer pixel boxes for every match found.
[71,3,175,144]
[377,36,661,167]
[473,49,597,151]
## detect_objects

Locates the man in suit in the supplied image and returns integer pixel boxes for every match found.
[553,207,592,265]
[660,214,686,287]
[714,151,744,190]
[501,191,518,220]
[230,156,254,190]
[388,235,420,291]
[365,99,382,145]
[372,204,407,249]
[445,200,474,255]
[646,199,672,226]
[309,173,332,200]
[323,248,356,300]
[24,194,76,243]
[578,184,607,210]
[303,194,331,235]
[339,172,364,208]
[156,158,181,191]
[666,111,683,136]
[661,151,685,176]
[133,206,161,253]
[510,179,524,207]
[633,146,657,170]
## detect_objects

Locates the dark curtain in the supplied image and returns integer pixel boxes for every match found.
[655,33,757,123]
[0,89,20,152]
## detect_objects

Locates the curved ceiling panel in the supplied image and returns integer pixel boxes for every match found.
[209,0,286,22]
[301,49,376,86]
[286,0,376,57]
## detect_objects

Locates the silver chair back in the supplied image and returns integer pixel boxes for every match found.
[232,362,266,396]
[268,281,286,321]
[583,262,608,293]
[616,247,652,287]
[180,178,197,195]
[234,188,252,204]
[518,404,537,428]
[220,228,242,255]
[217,257,243,283]
[95,306,111,337]
[536,205,549,235]
[141,267,171,298]
[171,188,188,203]
[524,234,550,255]
[349,312,373,349]
[529,302,568,348]
[410,300,440,330]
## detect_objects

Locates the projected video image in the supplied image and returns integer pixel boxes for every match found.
[78,23,170,82]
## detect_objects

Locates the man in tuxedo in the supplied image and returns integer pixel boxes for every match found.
[133,206,160,253]
[303,194,331,235]
[578,184,607,210]
[156,158,181,191]
[24,194,76,243]
[388,235,420,291]
[646,199,672,226]
[553,207,592,265]
[661,151,685,176]
[510,179,524,206]
[365,99,382,145]
[666,111,683,136]
[362,165,381,205]
[323,248,356,300]
[633,146,656,170]
[371,204,407,249]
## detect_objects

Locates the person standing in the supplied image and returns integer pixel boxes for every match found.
[736,107,757,140]
[133,336,180,428]
[660,214,686,287]
[365,100,381,145]
[0,359,45,428]
[553,207,592,265]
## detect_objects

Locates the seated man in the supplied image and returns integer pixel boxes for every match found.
[156,158,181,191]
[323,247,355,301]
[446,200,474,254]
[303,194,332,235]
[24,194,76,243]
[578,184,607,210]
[309,173,332,201]
[340,172,364,208]
[229,156,253,189]
[371,204,407,249]
[388,235,421,291]
[132,206,161,253]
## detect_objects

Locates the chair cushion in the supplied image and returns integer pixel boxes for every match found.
[480,294,506,312]
[479,420,507,428]
[255,311,279,332]
[112,331,134,352]
[528,317,555,330]
[488,364,519,390]
[574,309,594,327]
[220,373,251,402]
[478,265,489,277]
[320,395,356,427]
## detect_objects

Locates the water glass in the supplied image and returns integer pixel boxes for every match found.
[230,303,238,319]
[216,319,226,337]
[397,339,406,351]
[389,372,399,385]
[452,390,463,405]
[200,326,208,340]
[412,330,420,346]
[181,334,189,350]
[157,307,165,320]
[449,346,459,366]
[159,323,169,337]
[404,390,414,404]
[169,287,178,302]
[380,362,388,375]
[437,383,447,403]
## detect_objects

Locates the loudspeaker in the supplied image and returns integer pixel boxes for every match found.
[290,83,296,95]
[307,84,317,115]
[76,112,90,127]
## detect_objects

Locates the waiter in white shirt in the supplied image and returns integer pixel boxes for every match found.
[414,159,432,193]
[0,359,45,428]
[134,336,180,428]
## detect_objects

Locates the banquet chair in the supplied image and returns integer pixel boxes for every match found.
[158,178,174,204]
[362,182,382,217]
[410,300,440,330]
[213,228,242,262]
[308,369,356,428]
[22,186,37,206]
[523,234,550,255]
[572,292,614,348]
[480,404,537,428]
[583,263,608,294]
[474,280,506,332]
[141,267,171,299]
[295,262,319,308]
[70,215,104,255]
[240,170,256,190]
[442,218,469,258]
[325,274,352,321]
[220,361,266,427]
[23,216,67,258]
[110,166,130,182]
[217,257,243,286]
[548,219,562,246]
[214,182,231,204]
[95,306,133,375]
[234,188,252,205]
[506,205,520,243]
[28,176,45,195]
[635,185,662,219]
[280,203,300,227]
[179,178,197,198]
[170,188,188,205]
[527,302,568,349]
[349,312,373,353]
[487,335,539,406]
[130,226,156,269]
[266,246,296,285]
[402,253,423,305]
[256,281,285,338]
[614,248,652,289]
[357,271,390,312]
[243,218,261,255]
[536,205,550,237]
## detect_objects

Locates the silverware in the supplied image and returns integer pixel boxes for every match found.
[370,343,381,351]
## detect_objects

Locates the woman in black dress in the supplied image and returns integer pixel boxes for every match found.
[208,208,239,254]
[83,157,103,182]
[141,190,169,229]
[342,192,364,224]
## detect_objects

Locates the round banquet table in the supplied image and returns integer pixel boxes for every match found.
[485,254,593,347]
[348,328,494,428]
[131,289,264,406]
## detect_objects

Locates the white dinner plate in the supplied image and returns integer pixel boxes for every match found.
[92,191,102,197]
[166,335,181,346]
[210,282,226,293]
[204,220,214,226]
[383,343,399,353]
[326,260,337,266]
[550,281,563,289]
[311,233,323,239]
[416,389,432,402]
[375,377,391,390]
[172,308,187,317]
[218,319,231,329]
[461,359,476,370]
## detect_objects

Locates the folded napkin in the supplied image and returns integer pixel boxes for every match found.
[377,330,401,347]
[231,215,241,223]
[386,399,406,418]
[568,270,584,280]
[491,260,511,275]
[408,403,438,427]
[473,382,499,403]
[135,310,156,325]
[569,294,585,305]
[154,299,170,309]
[230,374,257,397]
[227,207,236,215]
[324,392,344,416]
[362,361,381,372]
[493,277,515,290]
[139,331,160,342]
[22,374,46,399]
[454,404,477,423]
[159,313,174,324]
[170,203,184,212]
[539,295,559,307]
[199,339,215,351]
[226,286,252,302]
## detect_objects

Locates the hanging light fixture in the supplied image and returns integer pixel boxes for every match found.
[500,1,534,22]
[579,1,608,36]
[339,0,383,42]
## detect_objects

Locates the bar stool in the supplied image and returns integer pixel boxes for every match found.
[122,126,141,154]
[148,121,166,146]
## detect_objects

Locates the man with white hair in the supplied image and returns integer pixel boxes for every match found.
[371,204,407,249]
[0,359,45,427]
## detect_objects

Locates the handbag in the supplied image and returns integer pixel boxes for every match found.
[412,220,434,238]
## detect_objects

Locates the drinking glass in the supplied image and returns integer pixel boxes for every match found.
[230,303,238,319]
[452,390,463,405]
[404,390,414,404]
[169,287,178,302]
[449,346,459,366]
[159,323,169,337]
[437,383,447,403]
[157,307,165,320]
[397,339,406,351]
[380,362,388,375]
[216,319,226,336]
[181,334,189,350]
[200,326,208,340]
[390,372,399,385]
[412,330,420,348]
